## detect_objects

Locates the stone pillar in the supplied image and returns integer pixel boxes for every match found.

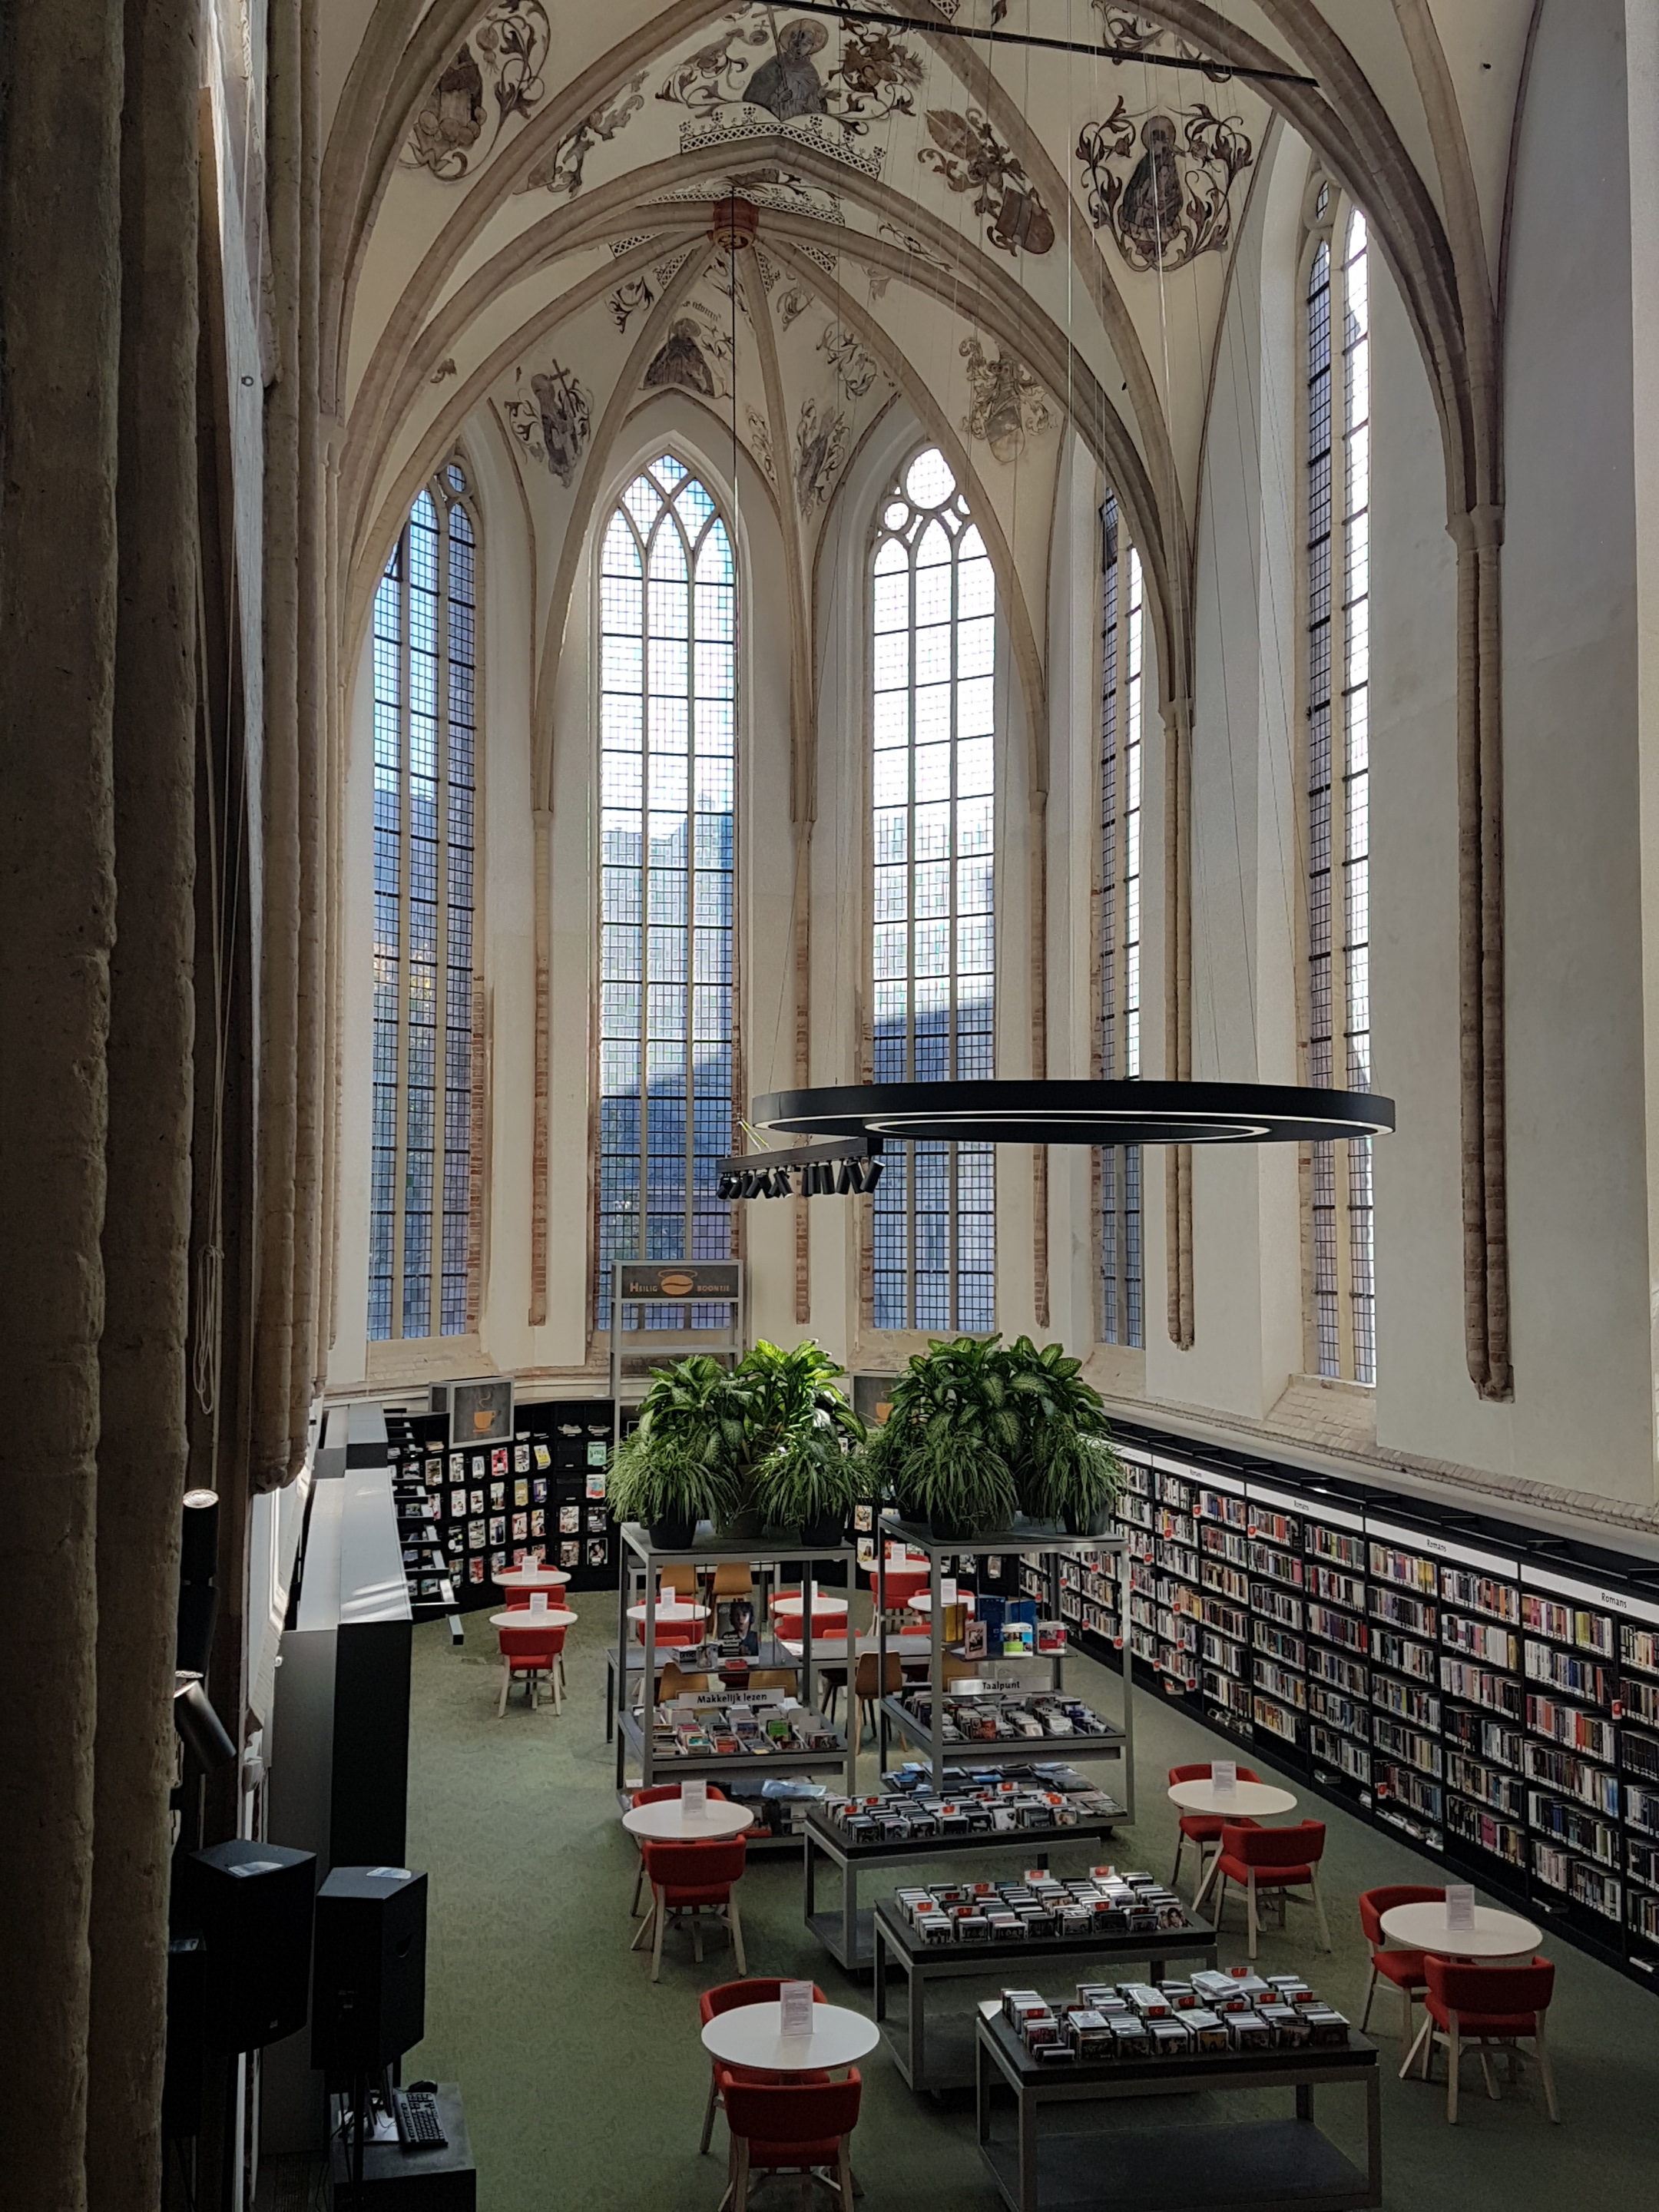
[85,8,202,2208]
[0,5,124,2205]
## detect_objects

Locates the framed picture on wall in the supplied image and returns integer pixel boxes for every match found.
[449,1377,515,1448]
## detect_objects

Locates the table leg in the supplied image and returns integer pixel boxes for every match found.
[1295,2082,1313,2121]
[803,1830,816,1923]
[1366,2063,1382,2204]
[1018,2070,1036,2212]
[975,2025,988,2157]
[842,1856,859,1972]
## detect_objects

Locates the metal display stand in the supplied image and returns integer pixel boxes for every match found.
[974,2010,1381,2212]
[608,1260,743,1450]
[614,1522,858,1807]
[874,1899,1218,2094]
[876,1517,1135,1812]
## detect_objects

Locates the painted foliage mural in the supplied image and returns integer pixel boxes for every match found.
[1075,96,1253,270]
[919,109,1055,257]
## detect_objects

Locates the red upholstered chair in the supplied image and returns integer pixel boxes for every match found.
[496,1621,568,1716]
[1358,1883,1442,2039]
[1167,1763,1263,1892]
[635,1834,747,1982]
[625,1783,727,1917]
[717,2067,862,2212]
[697,1978,830,2154]
[505,1603,572,1702]
[1213,1820,1331,1959]
[1418,1955,1558,2124]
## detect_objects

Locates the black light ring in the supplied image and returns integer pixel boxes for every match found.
[752,1080,1395,1149]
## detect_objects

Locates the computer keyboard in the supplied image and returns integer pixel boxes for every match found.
[392,2088,447,2151]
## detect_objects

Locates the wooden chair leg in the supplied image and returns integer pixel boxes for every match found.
[498,1663,511,1717]
[1446,2017,1461,2124]
[1246,1870,1259,1960]
[1310,1865,1332,1952]
[1401,1982,1415,2046]
[631,1858,645,1916]
[732,2138,750,2212]
[651,1887,667,1982]
[1477,2045,1499,2101]
[728,1889,746,1974]
[551,1661,562,1714]
[836,2139,855,2210]
[1359,1960,1377,2032]
[1170,1831,1186,1889]
[1534,2015,1560,2122]
[631,1896,657,1952]
[691,1908,705,1965]
[700,2068,719,2155]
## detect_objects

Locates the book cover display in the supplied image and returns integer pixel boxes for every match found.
[1038,1426,1659,1991]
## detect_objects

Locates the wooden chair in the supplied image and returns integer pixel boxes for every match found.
[659,1562,701,1598]
[1212,1820,1332,1958]
[711,1562,754,1601]
[634,1836,747,1982]
[717,2068,861,2211]
[1416,1956,1558,2124]
[854,1653,902,1742]
[1358,1883,1442,2038]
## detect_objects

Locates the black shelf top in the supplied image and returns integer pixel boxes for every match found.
[878,1515,1126,1560]
[882,1696,1125,1760]
[875,1896,1214,1968]
[619,1522,856,1566]
[803,1803,1125,1859]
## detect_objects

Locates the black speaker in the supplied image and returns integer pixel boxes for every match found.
[311,1866,427,2074]
[185,1839,316,2052]
[161,1936,205,2136]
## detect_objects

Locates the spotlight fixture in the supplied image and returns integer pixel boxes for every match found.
[173,1671,237,1772]
[716,1135,886,1199]
[835,1161,853,1194]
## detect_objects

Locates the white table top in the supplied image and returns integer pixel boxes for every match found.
[489,1608,576,1629]
[1379,1902,1541,1959]
[1167,1778,1299,1818]
[627,1601,708,1623]
[700,2000,879,2071]
[772,1588,849,1614]
[909,1590,976,1616]
[622,1799,755,1840]
[495,1566,570,1588]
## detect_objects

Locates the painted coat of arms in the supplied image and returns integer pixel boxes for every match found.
[504,359,593,486]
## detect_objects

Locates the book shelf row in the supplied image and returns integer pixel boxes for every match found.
[1021,1425,1659,1988]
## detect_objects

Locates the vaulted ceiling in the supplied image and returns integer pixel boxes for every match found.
[323,2,1537,696]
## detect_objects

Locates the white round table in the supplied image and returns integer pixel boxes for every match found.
[700,2001,879,2072]
[488,1608,576,1630]
[622,1799,755,1841]
[495,1565,570,1593]
[1379,1901,1541,1959]
[909,1589,976,1617]
[628,1600,708,1636]
[773,1587,849,1614]
[1167,1778,1299,1819]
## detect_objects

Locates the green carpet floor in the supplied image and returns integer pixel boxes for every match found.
[402,1604,1656,2210]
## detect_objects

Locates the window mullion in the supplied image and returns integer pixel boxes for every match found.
[391,525,412,1338]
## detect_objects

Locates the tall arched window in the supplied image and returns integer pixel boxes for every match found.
[596,455,736,1330]
[869,445,995,1332]
[1099,490,1144,1346]
[1304,195,1376,1382]
[369,462,479,1341]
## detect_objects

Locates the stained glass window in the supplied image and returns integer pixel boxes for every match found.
[1099,492,1144,1346]
[1306,200,1376,1382]
[869,446,995,1331]
[597,454,735,1331]
[369,467,478,1341]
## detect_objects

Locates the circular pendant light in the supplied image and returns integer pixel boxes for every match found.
[751,1080,1394,1149]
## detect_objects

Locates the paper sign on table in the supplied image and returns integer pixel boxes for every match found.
[780,1981,816,2038]
[1212,1761,1237,1793]
[529,1590,548,1614]
[1445,1884,1476,1930]
[682,1777,708,1818]
[941,1578,958,1605]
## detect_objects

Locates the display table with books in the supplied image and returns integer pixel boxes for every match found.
[974,1976,1379,2212]
[873,1874,1217,2092]
[803,1772,1129,1972]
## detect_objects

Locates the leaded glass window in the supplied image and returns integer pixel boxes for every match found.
[869,446,995,1332]
[1099,491,1144,1347]
[1304,196,1376,1383]
[369,463,478,1341]
[596,454,736,1330]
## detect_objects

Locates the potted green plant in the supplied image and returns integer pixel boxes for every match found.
[860,1335,1021,1540]
[741,1339,866,1547]
[999,1335,1125,1534]
[605,1354,743,1547]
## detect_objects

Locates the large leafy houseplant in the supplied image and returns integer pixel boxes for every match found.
[860,1336,1021,1540]
[998,1335,1125,1534]
[608,1341,866,1547]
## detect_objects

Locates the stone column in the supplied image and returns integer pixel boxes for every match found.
[85,8,203,2208]
[0,5,124,2205]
